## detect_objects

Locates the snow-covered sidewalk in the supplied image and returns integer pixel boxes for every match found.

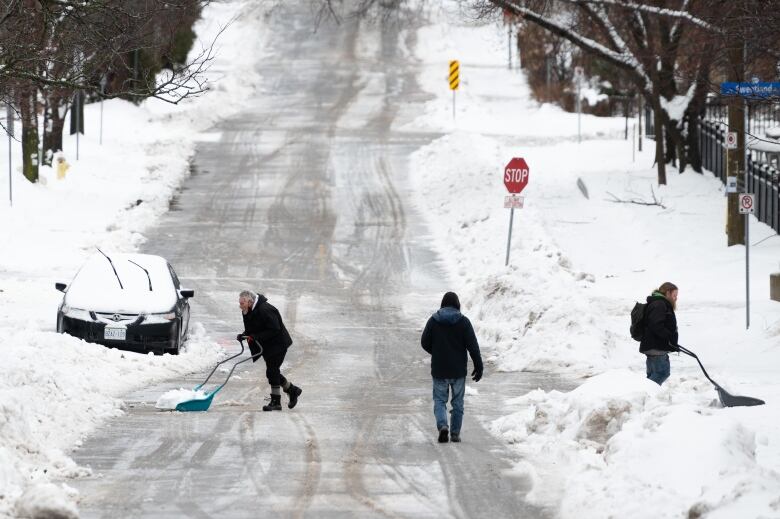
[0,2,271,517]
[407,6,780,519]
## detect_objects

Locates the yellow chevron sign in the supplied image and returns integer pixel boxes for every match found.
[449,60,460,90]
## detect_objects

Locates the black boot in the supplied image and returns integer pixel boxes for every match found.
[284,384,302,409]
[262,394,282,411]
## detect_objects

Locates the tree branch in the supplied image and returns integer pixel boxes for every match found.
[606,186,666,208]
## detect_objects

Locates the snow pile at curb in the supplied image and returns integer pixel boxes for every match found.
[410,132,619,374]
[0,325,222,516]
[490,370,780,518]
[14,483,79,519]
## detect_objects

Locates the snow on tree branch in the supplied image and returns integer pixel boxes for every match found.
[499,1,634,68]
[669,0,691,42]
[570,0,716,31]
[494,0,655,96]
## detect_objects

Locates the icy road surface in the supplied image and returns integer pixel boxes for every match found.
[69,4,574,517]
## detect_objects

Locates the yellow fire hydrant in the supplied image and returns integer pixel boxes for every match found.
[56,156,70,180]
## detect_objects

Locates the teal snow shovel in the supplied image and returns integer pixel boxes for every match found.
[176,337,262,412]
[678,345,764,408]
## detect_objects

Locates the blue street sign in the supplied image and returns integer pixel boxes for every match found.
[720,82,780,98]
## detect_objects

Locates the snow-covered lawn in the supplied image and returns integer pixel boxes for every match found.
[0,1,270,516]
[408,6,780,519]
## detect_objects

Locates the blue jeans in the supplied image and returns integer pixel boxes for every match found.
[646,354,670,385]
[433,377,465,434]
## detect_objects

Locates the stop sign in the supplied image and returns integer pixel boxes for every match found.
[504,158,529,194]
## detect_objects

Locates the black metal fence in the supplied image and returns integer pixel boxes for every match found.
[698,116,780,234]
[702,101,780,137]
[748,155,780,232]
[646,101,780,234]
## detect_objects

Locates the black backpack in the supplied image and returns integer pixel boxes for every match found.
[630,302,646,341]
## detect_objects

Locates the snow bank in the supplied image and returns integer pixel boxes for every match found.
[410,132,626,374]
[0,326,222,515]
[14,483,79,519]
[0,1,271,516]
[491,371,780,518]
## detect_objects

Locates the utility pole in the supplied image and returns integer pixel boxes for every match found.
[726,34,745,246]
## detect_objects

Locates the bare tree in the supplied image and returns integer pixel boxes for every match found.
[0,0,216,181]
[0,1,212,100]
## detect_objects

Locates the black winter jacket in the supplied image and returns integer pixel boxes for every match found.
[639,293,678,354]
[421,307,483,379]
[242,294,292,360]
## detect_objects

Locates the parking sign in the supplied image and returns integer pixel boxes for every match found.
[726,132,738,150]
[739,193,755,214]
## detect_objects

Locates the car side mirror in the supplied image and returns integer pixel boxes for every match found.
[55,282,67,293]
[180,289,195,299]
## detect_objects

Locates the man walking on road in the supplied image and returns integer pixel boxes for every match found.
[421,292,483,443]
[238,290,302,411]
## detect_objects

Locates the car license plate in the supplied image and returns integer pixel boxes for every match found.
[104,327,126,341]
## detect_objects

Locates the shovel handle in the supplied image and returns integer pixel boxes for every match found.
[195,337,246,391]
[211,344,263,394]
[677,345,722,389]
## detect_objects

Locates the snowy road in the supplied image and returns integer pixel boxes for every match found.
[69,5,572,518]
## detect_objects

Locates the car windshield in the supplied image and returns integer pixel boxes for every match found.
[65,253,177,314]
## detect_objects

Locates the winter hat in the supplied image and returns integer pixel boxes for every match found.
[440,291,460,310]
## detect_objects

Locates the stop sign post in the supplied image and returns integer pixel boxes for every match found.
[504,158,529,266]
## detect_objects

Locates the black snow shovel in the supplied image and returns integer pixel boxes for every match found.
[677,345,765,407]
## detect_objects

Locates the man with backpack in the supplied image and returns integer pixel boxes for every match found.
[633,282,680,385]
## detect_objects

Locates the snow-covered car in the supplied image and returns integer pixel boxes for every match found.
[55,252,194,354]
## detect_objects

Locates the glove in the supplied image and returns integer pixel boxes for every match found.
[471,368,483,382]
[236,334,245,342]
